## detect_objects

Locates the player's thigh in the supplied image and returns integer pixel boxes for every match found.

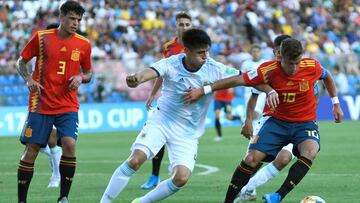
[132,123,166,160]
[291,121,320,159]
[54,112,78,143]
[20,112,54,147]
[166,134,198,173]
[214,100,225,112]
[249,117,289,162]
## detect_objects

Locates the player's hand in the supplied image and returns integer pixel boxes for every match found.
[241,119,253,139]
[126,74,140,88]
[146,95,154,111]
[333,104,343,123]
[266,90,279,109]
[69,74,82,90]
[183,87,203,104]
[26,77,44,94]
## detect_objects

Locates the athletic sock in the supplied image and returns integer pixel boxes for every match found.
[152,146,165,176]
[50,146,62,177]
[246,162,279,191]
[215,118,222,137]
[18,160,34,203]
[58,156,76,201]
[276,156,312,200]
[224,161,255,203]
[140,178,180,202]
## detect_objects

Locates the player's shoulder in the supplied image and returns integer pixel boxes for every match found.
[258,60,279,73]
[300,57,319,68]
[163,38,177,48]
[74,33,90,44]
[37,29,56,36]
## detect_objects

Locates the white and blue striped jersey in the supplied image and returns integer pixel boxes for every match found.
[149,53,240,139]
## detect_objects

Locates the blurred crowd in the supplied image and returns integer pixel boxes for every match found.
[1,0,360,105]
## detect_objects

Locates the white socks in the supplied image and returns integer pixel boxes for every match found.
[40,145,51,157]
[50,146,62,177]
[139,178,180,203]
[100,162,135,203]
[246,162,279,191]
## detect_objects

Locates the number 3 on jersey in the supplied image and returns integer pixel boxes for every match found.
[57,61,66,75]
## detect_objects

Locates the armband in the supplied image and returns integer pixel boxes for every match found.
[331,96,339,104]
[203,85,212,95]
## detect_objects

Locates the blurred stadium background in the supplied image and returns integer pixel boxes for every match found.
[0,0,359,202]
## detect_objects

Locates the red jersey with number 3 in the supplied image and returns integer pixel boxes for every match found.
[243,58,324,122]
[20,29,92,114]
[162,37,184,58]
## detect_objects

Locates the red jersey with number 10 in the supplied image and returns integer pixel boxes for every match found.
[243,58,324,122]
[162,37,184,58]
[20,29,92,114]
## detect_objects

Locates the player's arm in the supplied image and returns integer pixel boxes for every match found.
[16,56,44,93]
[321,69,344,123]
[69,69,92,90]
[241,93,258,139]
[126,68,158,88]
[146,77,163,110]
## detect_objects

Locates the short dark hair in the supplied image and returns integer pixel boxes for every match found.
[60,0,85,16]
[274,34,291,47]
[280,38,304,59]
[46,23,60,29]
[182,28,211,50]
[175,12,192,21]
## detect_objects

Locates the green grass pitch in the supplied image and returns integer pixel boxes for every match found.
[1,121,359,202]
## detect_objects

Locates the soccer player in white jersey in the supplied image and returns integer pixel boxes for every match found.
[100,28,272,203]
[235,35,295,202]
[241,44,267,129]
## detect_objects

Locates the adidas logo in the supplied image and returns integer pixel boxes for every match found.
[286,81,294,86]
[60,46,67,52]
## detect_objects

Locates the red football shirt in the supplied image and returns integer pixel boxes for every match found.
[243,58,323,122]
[214,89,234,102]
[21,29,92,114]
[162,37,184,58]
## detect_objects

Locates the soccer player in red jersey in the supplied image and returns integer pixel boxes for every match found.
[184,38,343,203]
[16,1,92,203]
[141,12,192,190]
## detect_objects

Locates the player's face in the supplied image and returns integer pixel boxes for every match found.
[60,11,82,35]
[280,55,302,76]
[176,18,192,38]
[185,46,209,68]
[251,47,261,61]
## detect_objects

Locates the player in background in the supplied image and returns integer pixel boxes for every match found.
[213,54,242,141]
[16,1,92,202]
[183,38,343,203]
[100,28,273,203]
[141,12,192,190]
[235,35,292,202]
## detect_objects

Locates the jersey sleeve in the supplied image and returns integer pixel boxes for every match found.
[315,60,327,80]
[150,57,170,77]
[20,32,39,61]
[243,67,265,86]
[81,42,92,71]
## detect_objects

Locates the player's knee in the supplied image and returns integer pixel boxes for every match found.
[301,149,318,161]
[61,138,76,157]
[172,174,189,187]
[243,154,260,168]
[127,157,144,171]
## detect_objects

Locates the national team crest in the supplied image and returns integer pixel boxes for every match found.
[299,80,309,92]
[25,127,33,138]
[71,49,80,61]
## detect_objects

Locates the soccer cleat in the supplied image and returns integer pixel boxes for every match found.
[213,136,223,142]
[48,175,60,188]
[235,188,257,202]
[131,198,140,203]
[57,196,69,203]
[262,193,281,203]
[141,175,160,189]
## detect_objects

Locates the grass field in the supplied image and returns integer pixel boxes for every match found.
[1,121,359,203]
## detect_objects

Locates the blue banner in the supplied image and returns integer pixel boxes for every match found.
[0,95,359,136]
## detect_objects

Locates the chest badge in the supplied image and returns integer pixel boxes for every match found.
[299,80,309,92]
[71,49,80,61]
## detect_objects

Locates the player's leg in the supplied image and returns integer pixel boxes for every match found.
[224,102,242,122]
[54,112,79,202]
[238,145,293,202]
[214,100,223,141]
[18,113,54,203]
[135,132,197,202]
[225,117,287,203]
[48,128,62,188]
[141,146,164,189]
[263,121,319,202]
[101,123,166,203]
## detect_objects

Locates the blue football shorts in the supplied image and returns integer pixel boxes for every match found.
[214,100,232,114]
[20,112,78,147]
[249,117,320,162]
